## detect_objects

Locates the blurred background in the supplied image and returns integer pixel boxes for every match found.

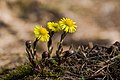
[0,0,120,68]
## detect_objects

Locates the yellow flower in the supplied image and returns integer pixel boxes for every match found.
[47,22,61,32]
[59,18,77,33]
[34,25,50,42]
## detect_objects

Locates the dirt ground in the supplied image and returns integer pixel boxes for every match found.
[0,0,120,69]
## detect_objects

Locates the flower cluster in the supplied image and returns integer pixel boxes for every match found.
[26,17,77,68]
[33,18,77,42]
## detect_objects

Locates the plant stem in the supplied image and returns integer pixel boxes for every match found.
[56,31,67,64]
[47,31,54,58]
[33,38,39,56]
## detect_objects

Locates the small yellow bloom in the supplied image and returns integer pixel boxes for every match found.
[47,22,61,32]
[59,18,77,33]
[34,25,50,42]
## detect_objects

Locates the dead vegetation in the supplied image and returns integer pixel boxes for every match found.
[0,41,120,80]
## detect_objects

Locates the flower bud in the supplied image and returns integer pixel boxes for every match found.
[42,51,48,58]
[25,40,32,49]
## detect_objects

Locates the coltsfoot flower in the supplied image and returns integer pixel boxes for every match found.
[59,18,77,33]
[34,25,50,42]
[47,22,61,32]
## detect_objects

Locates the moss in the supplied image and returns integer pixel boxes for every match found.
[1,63,33,80]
